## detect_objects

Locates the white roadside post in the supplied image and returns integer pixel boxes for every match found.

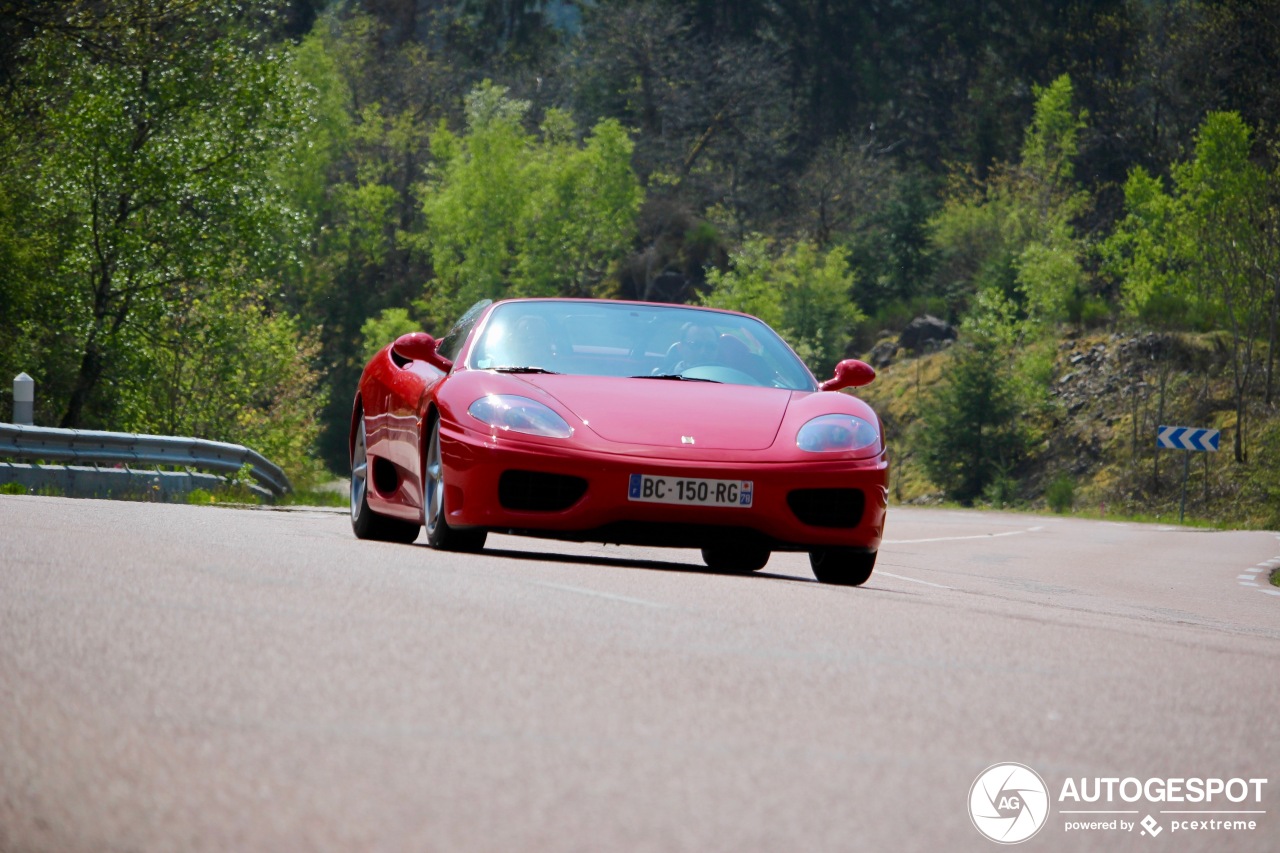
[1156,426,1220,524]
[13,373,33,426]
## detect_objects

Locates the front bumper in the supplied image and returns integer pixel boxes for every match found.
[440,421,889,553]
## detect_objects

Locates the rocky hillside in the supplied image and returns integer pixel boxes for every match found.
[857,322,1280,530]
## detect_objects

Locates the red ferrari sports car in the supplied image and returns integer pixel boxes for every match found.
[350,298,888,585]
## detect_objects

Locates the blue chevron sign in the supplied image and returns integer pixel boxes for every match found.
[1156,426,1220,452]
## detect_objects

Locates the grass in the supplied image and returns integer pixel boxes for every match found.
[184,484,348,508]
[279,487,347,508]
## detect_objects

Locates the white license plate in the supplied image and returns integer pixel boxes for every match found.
[627,474,753,507]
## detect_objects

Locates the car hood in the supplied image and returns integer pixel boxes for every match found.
[521,375,792,451]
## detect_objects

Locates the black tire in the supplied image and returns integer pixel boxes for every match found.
[424,418,488,552]
[701,543,770,573]
[350,415,421,543]
[809,548,876,586]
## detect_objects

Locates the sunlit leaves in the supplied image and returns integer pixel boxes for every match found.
[0,0,322,476]
[1102,110,1279,461]
[929,75,1090,326]
[417,82,642,325]
[702,235,864,375]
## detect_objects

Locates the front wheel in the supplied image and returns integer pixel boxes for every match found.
[809,548,876,586]
[351,415,421,544]
[424,418,487,552]
[701,544,770,573]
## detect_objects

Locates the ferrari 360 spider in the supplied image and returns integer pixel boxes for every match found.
[350,298,888,585]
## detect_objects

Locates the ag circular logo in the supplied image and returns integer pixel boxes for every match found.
[969,763,1050,844]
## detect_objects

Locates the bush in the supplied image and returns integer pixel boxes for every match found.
[983,468,1020,509]
[1046,473,1076,513]
[918,336,1028,505]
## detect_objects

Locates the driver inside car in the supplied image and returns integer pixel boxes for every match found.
[659,322,719,373]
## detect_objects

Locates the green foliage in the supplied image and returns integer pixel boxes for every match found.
[416,82,643,326]
[1238,412,1280,530]
[360,308,423,362]
[917,294,1030,505]
[1046,473,1076,514]
[0,1,325,482]
[279,487,348,508]
[1103,168,1200,325]
[1021,75,1088,184]
[1015,223,1084,325]
[701,235,865,375]
[1102,111,1278,462]
[843,168,940,317]
[109,287,328,486]
[701,237,779,325]
[1105,114,1274,329]
[4,0,1280,500]
[0,483,27,496]
[928,75,1090,327]
[983,467,1020,509]
[1010,334,1059,414]
[281,8,460,469]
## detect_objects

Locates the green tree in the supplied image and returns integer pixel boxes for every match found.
[928,75,1091,327]
[416,82,642,325]
[1103,112,1277,462]
[280,8,468,469]
[702,235,864,376]
[360,307,422,362]
[917,291,1029,504]
[0,0,324,479]
[1178,113,1276,463]
[1100,167,1195,325]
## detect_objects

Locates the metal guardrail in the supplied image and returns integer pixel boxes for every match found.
[0,422,291,500]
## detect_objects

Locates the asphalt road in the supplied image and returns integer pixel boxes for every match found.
[1,495,1277,852]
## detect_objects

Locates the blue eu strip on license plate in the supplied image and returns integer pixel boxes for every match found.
[628,474,753,507]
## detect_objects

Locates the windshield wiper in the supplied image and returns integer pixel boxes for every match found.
[493,366,560,375]
[629,373,720,383]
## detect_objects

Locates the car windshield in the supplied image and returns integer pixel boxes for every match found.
[466,300,817,391]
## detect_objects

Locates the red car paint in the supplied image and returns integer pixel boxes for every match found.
[351,298,888,582]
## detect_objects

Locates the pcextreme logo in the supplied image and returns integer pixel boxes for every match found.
[969,764,1270,844]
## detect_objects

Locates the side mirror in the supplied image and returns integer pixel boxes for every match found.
[820,359,876,392]
[391,332,452,372]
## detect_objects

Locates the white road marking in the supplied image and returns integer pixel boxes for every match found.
[1238,553,1278,596]
[885,527,1039,545]
[879,572,953,590]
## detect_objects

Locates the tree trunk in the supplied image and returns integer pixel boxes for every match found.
[60,340,104,429]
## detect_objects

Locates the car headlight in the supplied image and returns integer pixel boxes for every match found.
[468,394,573,439]
[796,414,880,454]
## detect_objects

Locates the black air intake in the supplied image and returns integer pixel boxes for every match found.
[786,488,865,528]
[498,470,588,512]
